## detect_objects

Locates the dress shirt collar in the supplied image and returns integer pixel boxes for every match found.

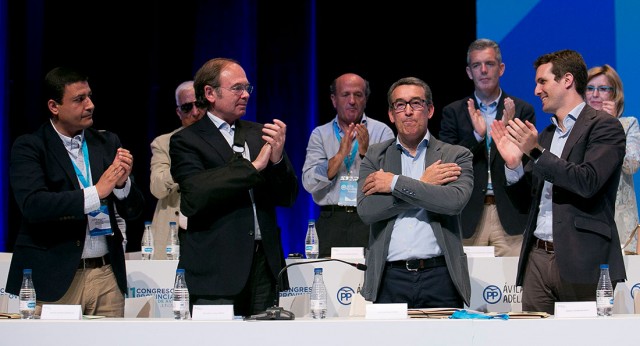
[474,89,502,111]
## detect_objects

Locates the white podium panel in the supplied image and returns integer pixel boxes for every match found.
[280,259,365,318]
[125,260,178,317]
[1,253,639,317]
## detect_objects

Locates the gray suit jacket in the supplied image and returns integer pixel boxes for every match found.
[357,136,473,306]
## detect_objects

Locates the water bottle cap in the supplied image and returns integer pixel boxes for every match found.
[176,269,185,274]
[169,222,177,226]
[144,221,152,225]
[23,268,32,274]
[308,219,315,223]
[600,264,609,269]
[314,268,323,273]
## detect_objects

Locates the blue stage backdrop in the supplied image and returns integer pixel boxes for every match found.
[2,0,638,255]
[477,0,640,222]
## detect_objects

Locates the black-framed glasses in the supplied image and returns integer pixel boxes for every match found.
[392,99,427,112]
[586,85,614,94]
[178,102,198,113]
[219,84,254,95]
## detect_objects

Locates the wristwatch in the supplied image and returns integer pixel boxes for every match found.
[529,146,544,161]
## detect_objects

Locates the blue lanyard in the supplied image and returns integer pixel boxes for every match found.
[333,121,358,173]
[70,139,92,188]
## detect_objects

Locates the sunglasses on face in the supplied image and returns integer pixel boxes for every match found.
[178,102,198,113]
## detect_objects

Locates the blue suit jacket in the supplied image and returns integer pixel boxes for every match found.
[7,122,144,301]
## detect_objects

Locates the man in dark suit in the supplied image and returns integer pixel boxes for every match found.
[491,49,627,314]
[170,58,298,317]
[6,66,145,317]
[440,38,535,257]
[357,77,472,308]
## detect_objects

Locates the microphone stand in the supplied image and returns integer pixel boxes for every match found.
[249,258,367,320]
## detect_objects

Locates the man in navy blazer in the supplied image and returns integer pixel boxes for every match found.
[491,50,626,314]
[6,66,144,317]
[170,58,298,317]
[441,38,535,257]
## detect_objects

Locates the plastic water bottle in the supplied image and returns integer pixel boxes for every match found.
[305,219,319,259]
[173,269,190,320]
[19,268,36,319]
[166,221,180,260]
[310,267,327,319]
[596,264,613,317]
[141,221,154,260]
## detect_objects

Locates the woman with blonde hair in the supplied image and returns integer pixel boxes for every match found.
[587,64,640,254]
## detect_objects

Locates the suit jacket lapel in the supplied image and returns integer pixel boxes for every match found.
[195,116,234,160]
[560,107,591,160]
[385,140,402,175]
[85,130,105,187]
[425,138,443,167]
[44,122,82,190]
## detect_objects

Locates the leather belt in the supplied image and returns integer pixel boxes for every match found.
[534,238,554,253]
[321,205,356,213]
[484,195,496,205]
[387,256,446,271]
[79,255,110,269]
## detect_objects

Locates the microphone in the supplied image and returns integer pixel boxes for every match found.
[248,258,367,320]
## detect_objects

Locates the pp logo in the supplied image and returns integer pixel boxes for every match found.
[483,285,502,304]
[631,283,640,300]
[337,286,355,305]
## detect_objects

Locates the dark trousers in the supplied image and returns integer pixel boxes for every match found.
[522,246,600,315]
[376,264,463,309]
[316,207,369,258]
[190,241,276,317]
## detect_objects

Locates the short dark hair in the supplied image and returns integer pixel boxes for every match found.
[43,66,89,104]
[534,49,587,96]
[387,77,433,109]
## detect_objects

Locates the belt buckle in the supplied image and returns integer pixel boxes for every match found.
[405,260,419,272]
[344,206,355,213]
[538,239,554,253]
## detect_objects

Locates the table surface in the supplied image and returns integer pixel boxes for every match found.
[1,315,639,346]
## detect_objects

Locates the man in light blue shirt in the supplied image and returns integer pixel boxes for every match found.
[302,73,394,257]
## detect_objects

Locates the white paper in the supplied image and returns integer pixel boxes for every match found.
[463,246,495,257]
[365,303,408,320]
[191,305,234,320]
[40,304,82,320]
[554,301,597,318]
[330,247,364,259]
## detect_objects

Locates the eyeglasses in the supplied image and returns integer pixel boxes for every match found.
[586,85,614,94]
[392,99,427,112]
[219,84,254,95]
[178,102,198,113]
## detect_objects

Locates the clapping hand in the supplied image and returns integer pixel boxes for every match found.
[467,98,486,137]
[262,119,287,163]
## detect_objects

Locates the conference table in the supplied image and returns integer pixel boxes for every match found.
[1,253,639,317]
[1,315,640,345]
[1,252,639,345]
